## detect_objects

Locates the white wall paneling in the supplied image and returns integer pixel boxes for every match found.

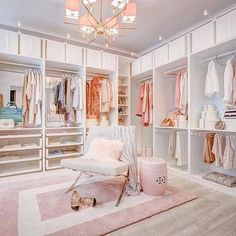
[66,44,83,65]
[102,52,117,71]
[20,34,42,58]
[154,44,169,68]
[141,52,153,73]
[216,9,236,44]
[45,39,65,62]
[169,35,187,62]
[131,58,141,76]
[0,29,18,55]
[191,22,215,53]
[86,48,102,69]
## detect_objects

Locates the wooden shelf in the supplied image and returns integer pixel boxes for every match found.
[118,95,128,98]
[0,157,42,165]
[118,84,128,87]
[118,104,128,107]
[0,145,42,153]
[155,126,188,131]
[190,128,236,133]
[0,134,41,139]
[46,132,83,137]
[46,142,83,148]
[47,152,83,159]
[46,126,84,130]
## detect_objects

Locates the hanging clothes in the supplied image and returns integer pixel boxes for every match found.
[22,70,42,126]
[205,60,220,97]
[223,136,236,169]
[212,134,226,167]
[175,71,188,114]
[86,76,114,120]
[0,94,4,108]
[203,133,215,164]
[136,82,153,126]
[223,59,234,103]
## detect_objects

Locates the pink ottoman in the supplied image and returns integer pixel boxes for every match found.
[140,158,167,196]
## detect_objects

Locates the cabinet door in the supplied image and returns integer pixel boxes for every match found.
[102,52,117,71]
[141,52,153,72]
[169,35,187,62]
[66,44,83,65]
[0,29,18,54]
[191,22,215,53]
[131,58,141,76]
[86,49,102,68]
[20,34,41,58]
[46,40,65,62]
[154,44,168,67]
[216,9,236,43]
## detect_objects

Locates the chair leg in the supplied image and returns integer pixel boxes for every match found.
[115,176,128,207]
[65,172,83,193]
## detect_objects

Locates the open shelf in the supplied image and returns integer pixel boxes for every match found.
[0,145,42,152]
[46,142,83,148]
[46,152,83,159]
[46,132,83,137]
[0,134,42,139]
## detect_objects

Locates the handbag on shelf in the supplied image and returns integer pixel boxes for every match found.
[0,102,22,123]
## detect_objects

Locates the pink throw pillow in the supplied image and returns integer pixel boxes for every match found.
[85,138,124,161]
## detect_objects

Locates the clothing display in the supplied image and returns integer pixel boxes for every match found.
[203,133,236,169]
[223,59,234,103]
[175,71,188,114]
[22,70,42,126]
[48,73,83,125]
[168,131,188,166]
[86,77,115,120]
[136,82,153,126]
[0,94,4,108]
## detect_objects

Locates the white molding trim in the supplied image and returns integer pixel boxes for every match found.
[138,3,236,57]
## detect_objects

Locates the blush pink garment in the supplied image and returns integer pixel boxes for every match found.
[141,158,167,196]
[143,83,150,126]
[136,84,144,116]
[175,73,181,109]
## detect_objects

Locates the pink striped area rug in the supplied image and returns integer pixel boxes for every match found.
[0,173,197,236]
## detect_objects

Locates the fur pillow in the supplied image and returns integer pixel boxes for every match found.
[85,138,124,161]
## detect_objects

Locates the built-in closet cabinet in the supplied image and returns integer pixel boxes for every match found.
[102,52,117,71]
[169,35,187,62]
[216,9,236,43]
[19,34,42,58]
[66,44,83,65]
[154,45,169,67]
[86,48,102,69]
[45,39,65,62]
[131,58,141,76]
[0,29,18,55]
[191,22,215,53]
[141,52,153,73]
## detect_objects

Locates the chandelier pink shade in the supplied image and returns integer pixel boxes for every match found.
[64,0,137,45]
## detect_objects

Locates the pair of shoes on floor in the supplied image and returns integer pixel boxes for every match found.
[71,191,97,211]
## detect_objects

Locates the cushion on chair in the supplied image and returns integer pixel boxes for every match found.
[61,158,128,176]
[85,138,124,161]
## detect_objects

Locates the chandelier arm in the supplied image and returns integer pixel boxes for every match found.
[102,5,127,28]
[87,37,97,45]
[104,31,115,44]
[81,1,100,26]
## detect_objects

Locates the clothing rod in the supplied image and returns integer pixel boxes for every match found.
[46,67,80,74]
[164,65,187,75]
[200,49,236,63]
[135,76,153,83]
[0,60,41,69]
[86,72,109,78]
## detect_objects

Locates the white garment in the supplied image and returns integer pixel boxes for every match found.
[223,59,234,103]
[205,60,220,97]
[223,136,236,169]
[212,134,225,167]
[179,72,188,114]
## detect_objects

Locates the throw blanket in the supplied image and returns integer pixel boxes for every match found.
[113,126,140,195]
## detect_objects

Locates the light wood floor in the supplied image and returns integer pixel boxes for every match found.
[108,171,236,236]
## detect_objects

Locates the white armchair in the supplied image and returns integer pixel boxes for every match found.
[61,126,138,207]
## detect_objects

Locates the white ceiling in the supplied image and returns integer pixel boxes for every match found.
[0,0,235,54]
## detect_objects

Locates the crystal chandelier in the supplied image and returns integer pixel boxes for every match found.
[64,0,137,44]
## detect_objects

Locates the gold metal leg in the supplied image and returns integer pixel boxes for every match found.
[115,175,128,207]
[65,172,83,193]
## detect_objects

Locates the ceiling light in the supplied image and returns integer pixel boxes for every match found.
[67,33,71,39]
[64,0,137,45]
[105,43,109,48]
[65,0,80,20]
[131,52,134,56]
[111,0,129,9]
[159,35,162,41]
[203,9,209,16]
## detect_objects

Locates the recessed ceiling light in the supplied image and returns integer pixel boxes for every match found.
[66,33,70,39]
[203,9,209,16]
[159,35,162,41]
[105,43,109,48]
[17,21,21,27]
[131,52,135,57]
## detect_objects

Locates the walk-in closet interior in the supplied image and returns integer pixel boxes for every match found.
[1,1,236,235]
